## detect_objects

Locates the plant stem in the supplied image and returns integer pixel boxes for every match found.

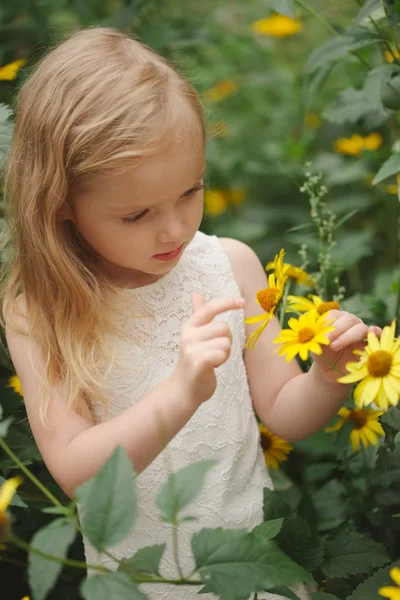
[0,438,66,512]
[320,352,346,377]
[279,280,292,327]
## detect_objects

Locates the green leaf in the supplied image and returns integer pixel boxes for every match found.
[0,416,14,437]
[0,475,27,507]
[373,153,400,184]
[306,29,383,74]
[192,528,312,600]
[75,446,137,550]
[118,544,166,576]
[276,515,324,571]
[28,518,76,600]
[347,560,400,600]
[80,571,149,600]
[384,0,400,25]
[313,480,347,531]
[323,88,384,125]
[355,0,382,24]
[268,587,303,599]
[0,104,12,123]
[321,528,390,578]
[263,488,291,521]
[252,518,284,542]
[156,459,215,523]
[270,0,295,18]
[311,594,341,600]
[382,406,400,430]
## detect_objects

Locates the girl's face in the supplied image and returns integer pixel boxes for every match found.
[70,137,205,288]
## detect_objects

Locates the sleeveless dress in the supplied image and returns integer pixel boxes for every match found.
[78,231,311,600]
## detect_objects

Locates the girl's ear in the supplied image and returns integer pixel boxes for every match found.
[61,204,76,224]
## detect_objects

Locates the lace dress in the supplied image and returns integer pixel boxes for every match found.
[78,231,311,600]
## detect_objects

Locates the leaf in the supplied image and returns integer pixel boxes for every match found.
[118,544,166,576]
[156,459,216,523]
[252,518,284,542]
[347,560,400,600]
[192,528,312,600]
[267,587,303,600]
[306,29,383,73]
[80,571,149,600]
[0,475,27,507]
[0,416,14,438]
[312,480,347,532]
[75,446,137,550]
[373,153,400,184]
[0,104,12,123]
[355,0,382,24]
[311,594,341,600]
[323,88,383,124]
[321,528,390,578]
[384,0,400,25]
[276,515,324,572]
[263,488,291,521]
[382,406,400,430]
[270,0,295,18]
[28,518,76,600]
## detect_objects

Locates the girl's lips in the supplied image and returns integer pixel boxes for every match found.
[153,244,184,261]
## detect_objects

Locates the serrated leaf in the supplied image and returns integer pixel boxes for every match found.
[270,0,295,18]
[80,571,149,600]
[118,544,166,576]
[323,88,383,125]
[252,518,284,541]
[267,587,303,599]
[192,528,312,600]
[321,528,390,578]
[382,406,400,430]
[75,446,137,550]
[156,459,215,523]
[373,153,400,184]
[277,515,324,571]
[347,560,400,600]
[263,488,290,521]
[306,29,383,73]
[28,518,76,600]
[0,475,27,507]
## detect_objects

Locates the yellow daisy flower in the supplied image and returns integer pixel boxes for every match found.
[385,48,400,63]
[266,262,315,286]
[363,132,383,151]
[0,476,23,538]
[251,14,303,38]
[259,424,293,470]
[326,407,384,452]
[273,311,335,362]
[338,321,400,411]
[0,59,26,81]
[7,375,23,397]
[204,190,228,216]
[379,567,400,600]
[287,294,340,316]
[245,250,287,350]
[333,134,366,157]
[205,79,238,103]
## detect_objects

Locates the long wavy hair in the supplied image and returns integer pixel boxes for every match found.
[0,27,205,425]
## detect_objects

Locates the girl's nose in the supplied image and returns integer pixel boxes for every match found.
[157,214,184,244]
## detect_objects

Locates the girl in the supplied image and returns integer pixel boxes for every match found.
[1,27,378,600]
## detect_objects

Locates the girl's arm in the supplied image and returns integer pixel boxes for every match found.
[219,238,368,441]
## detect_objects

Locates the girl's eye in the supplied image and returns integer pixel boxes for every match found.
[121,183,205,225]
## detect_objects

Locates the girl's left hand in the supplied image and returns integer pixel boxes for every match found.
[312,310,382,384]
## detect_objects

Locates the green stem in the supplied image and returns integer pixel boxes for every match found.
[0,438,66,512]
[395,273,400,324]
[320,352,346,377]
[279,280,292,327]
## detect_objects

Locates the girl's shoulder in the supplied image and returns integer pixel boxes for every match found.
[217,236,262,298]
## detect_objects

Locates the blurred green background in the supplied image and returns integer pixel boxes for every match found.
[1,1,400,599]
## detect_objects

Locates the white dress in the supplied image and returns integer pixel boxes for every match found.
[78,231,311,600]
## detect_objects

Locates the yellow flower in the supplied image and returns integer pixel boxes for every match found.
[267,262,315,286]
[274,311,335,362]
[7,375,23,396]
[333,133,382,156]
[339,321,400,411]
[385,48,400,63]
[259,424,292,470]
[0,59,27,81]
[208,120,229,138]
[379,567,400,600]
[205,79,238,103]
[0,476,23,538]
[363,132,383,151]
[245,250,287,350]
[287,294,340,316]
[251,14,303,38]
[326,407,384,452]
[21,597,30,600]
[204,189,246,217]
[383,174,400,195]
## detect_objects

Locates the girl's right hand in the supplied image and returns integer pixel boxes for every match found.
[174,292,245,407]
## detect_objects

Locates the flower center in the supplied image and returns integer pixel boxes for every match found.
[257,288,279,313]
[260,432,272,451]
[367,350,392,377]
[298,327,315,344]
[317,301,340,315]
[347,410,368,430]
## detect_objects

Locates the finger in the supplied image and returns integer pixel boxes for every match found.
[191,296,245,327]
[368,325,382,338]
[191,292,207,314]
[326,314,362,343]
[330,322,369,351]
[195,320,233,342]
[200,337,232,360]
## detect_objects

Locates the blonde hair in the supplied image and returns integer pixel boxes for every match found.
[0,27,205,425]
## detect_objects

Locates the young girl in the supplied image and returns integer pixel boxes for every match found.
[1,27,379,600]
